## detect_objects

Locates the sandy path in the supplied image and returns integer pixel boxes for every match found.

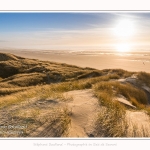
[64,89,100,137]
[29,89,100,137]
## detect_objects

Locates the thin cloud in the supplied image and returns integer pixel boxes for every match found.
[0,40,7,42]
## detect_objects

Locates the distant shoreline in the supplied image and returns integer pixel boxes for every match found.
[0,49,150,73]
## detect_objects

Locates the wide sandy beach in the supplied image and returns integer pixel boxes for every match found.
[0,49,150,73]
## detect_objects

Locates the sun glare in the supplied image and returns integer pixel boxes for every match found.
[114,19,135,37]
[116,43,131,52]
[113,19,135,52]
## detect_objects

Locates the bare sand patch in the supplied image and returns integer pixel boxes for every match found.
[114,96,136,109]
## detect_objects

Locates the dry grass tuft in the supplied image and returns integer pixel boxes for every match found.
[137,72,150,87]
[94,81,148,106]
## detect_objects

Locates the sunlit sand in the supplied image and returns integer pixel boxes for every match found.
[1,49,150,73]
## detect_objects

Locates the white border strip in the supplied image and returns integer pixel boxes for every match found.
[0,0,150,10]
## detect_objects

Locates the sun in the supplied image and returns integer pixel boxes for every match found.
[113,19,135,53]
[113,19,135,37]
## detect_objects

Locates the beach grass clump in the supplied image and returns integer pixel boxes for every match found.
[29,107,71,137]
[0,91,34,108]
[137,72,150,87]
[93,81,127,137]
[129,97,145,109]
[94,89,127,137]
[94,81,148,106]
[115,82,148,105]
[95,105,127,137]
[0,87,30,96]
[109,69,134,78]
[56,107,71,137]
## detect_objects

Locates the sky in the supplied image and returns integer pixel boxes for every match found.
[0,12,150,51]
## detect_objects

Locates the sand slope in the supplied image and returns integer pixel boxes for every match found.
[64,89,100,137]
[126,111,150,136]
[29,89,100,137]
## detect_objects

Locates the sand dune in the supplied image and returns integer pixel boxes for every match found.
[0,52,150,137]
[0,53,19,61]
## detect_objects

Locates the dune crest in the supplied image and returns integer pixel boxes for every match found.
[0,53,20,61]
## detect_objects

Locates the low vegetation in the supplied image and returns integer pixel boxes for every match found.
[137,71,150,87]
[94,81,148,106]
[93,81,150,137]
